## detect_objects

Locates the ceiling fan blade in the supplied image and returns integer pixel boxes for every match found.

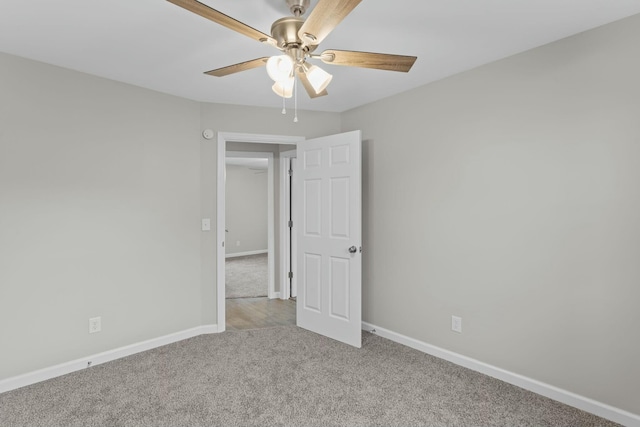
[167,0,276,45]
[205,57,269,77]
[320,49,417,72]
[298,0,362,46]
[296,69,328,99]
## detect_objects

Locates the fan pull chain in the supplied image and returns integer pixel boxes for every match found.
[281,85,286,115]
[293,76,298,123]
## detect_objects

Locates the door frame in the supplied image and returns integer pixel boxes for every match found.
[225,151,275,298]
[279,149,297,300]
[216,132,304,331]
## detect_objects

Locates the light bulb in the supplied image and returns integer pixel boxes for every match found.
[305,64,333,94]
[266,55,294,82]
[272,76,294,98]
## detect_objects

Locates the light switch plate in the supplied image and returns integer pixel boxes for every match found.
[201,218,211,231]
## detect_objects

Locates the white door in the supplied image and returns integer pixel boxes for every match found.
[295,130,362,348]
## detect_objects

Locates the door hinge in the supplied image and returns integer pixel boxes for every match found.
[288,168,293,176]
[288,271,293,279]
[288,220,293,228]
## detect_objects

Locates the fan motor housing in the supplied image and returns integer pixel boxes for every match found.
[271,17,316,53]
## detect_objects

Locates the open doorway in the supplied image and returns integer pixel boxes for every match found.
[217,130,363,347]
[216,133,303,332]
[225,151,294,330]
[225,153,271,300]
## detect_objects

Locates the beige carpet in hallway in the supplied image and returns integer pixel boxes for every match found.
[225,253,268,298]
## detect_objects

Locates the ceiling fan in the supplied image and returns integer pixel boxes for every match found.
[167,0,417,103]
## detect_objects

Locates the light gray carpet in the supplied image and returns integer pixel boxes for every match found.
[225,253,268,299]
[0,326,619,427]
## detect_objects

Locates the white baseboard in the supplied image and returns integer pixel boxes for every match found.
[225,249,267,259]
[0,324,219,394]
[361,322,639,427]
[5,321,636,426]
[269,291,281,300]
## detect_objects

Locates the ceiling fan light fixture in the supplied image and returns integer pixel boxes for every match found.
[272,76,295,98]
[266,55,294,82]
[305,64,333,94]
[168,0,416,108]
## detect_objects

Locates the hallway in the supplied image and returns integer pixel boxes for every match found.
[225,297,296,331]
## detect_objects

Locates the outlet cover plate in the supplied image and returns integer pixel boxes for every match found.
[451,315,462,333]
[89,317,101,334]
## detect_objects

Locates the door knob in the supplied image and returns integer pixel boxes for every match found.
[348,246,357,254]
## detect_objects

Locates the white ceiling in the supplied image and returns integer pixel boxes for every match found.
[1,0,640,113]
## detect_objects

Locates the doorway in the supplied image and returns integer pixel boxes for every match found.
[216,133,304,332]
[224,150,295,330]
[225,151,274,300]
[216,131,363,347]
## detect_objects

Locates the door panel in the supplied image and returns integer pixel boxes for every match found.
[303,180,322,236]
[330,257,350,320]
[303,253,322,312]
[296,130,362,348]
[330,178,350,238]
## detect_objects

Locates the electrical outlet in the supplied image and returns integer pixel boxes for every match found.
[89,317,101,334]
[451,315,462,333]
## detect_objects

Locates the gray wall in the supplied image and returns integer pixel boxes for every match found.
[225,164,268,256]
[0,53,202,379]
[0,52,342,377]
[342,14,640,415]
